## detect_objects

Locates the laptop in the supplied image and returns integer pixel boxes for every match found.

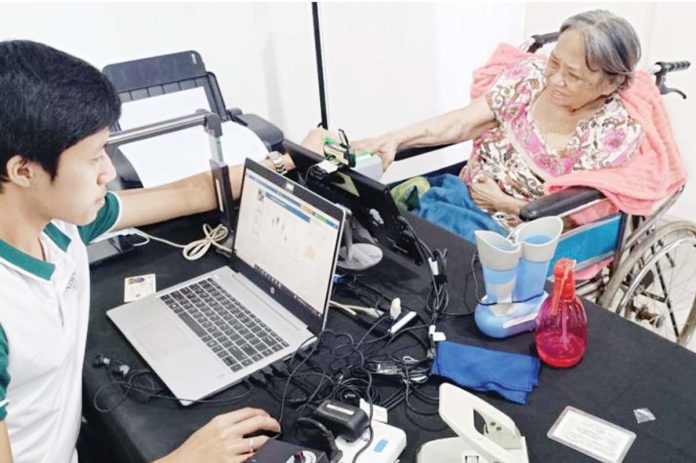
[107,159,345,405]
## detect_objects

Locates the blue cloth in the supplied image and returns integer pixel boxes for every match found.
[415,174,506,243]
[431,341,541,404]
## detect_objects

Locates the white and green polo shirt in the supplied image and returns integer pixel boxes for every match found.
[0,192,121,463]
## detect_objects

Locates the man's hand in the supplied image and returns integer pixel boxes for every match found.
[156,408,280,463]
[470,175,526,216]
[300,128,335,156]
[352,135,399,171]
[302,128,398,171]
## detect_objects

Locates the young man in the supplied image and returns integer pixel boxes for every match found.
[0,40,297,463]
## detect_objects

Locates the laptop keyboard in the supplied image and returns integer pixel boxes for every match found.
[161,277,289,372]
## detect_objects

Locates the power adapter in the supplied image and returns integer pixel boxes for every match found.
[313,400,370,442]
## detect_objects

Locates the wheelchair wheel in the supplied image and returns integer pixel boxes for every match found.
[599,221,696,347]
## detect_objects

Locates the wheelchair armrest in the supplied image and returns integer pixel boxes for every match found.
[394,144,454,161]
[228,111,285,152]
[525,32,560,53]
[520,187,605,221]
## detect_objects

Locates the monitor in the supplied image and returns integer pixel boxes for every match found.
[233,159,345,322]
[284,140,422,266]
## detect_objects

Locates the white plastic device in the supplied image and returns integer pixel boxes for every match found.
[351,152,383,180]
[417,384,529,463]
[336,420,407,463]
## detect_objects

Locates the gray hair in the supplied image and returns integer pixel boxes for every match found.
[560,10,641,90]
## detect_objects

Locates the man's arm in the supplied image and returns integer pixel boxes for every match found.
[0,421,12,463]
[113,154,294,231]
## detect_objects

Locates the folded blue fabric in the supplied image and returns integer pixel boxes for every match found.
[415,174,506,243]
[431,341,541,404]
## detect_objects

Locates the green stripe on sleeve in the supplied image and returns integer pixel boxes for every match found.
[0,325,10,420]
[78,191,122,244]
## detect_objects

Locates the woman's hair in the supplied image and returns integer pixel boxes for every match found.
[560,10,641,91]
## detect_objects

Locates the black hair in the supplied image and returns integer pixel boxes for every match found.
[0,40,121,191]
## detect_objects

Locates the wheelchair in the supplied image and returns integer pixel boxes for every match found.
[391,33,696,347]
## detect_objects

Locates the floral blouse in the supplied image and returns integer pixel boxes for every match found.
[461,56,643,228]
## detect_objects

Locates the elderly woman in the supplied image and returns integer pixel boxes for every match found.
[354,10,644,241]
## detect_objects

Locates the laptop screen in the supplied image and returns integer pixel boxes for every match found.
[233,160,344,332]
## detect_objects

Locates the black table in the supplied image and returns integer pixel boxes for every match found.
[84,212,696,463]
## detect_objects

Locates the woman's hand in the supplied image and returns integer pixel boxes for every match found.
[156,407,280,463]
[470,175,526,216]
[302,128,399,171]
[352,135,400,171]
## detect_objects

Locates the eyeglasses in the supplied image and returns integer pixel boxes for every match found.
[546,60,592,86]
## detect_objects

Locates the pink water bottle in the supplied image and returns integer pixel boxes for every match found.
[535,258,587,368]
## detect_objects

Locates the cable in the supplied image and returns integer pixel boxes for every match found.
[267,322,432,418]
[265,295,444,435]
[402,368,440,419]
[351,371,374,463]
[334,276,391,310]
[92,367,253,413]
[295,417,339,460]
[300,162,330,189]
[397,216,450,324]
[133,223,231,261]
[278,334,326,427]
[355,315,390,349]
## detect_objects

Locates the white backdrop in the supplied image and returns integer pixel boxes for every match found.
[0,3,318,140]
[318,3,525,182]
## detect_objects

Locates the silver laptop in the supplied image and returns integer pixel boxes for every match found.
[108,159,345,405]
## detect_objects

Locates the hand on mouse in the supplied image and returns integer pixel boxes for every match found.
[154,407,280,463]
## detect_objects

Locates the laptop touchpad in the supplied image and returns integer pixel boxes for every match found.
[132,319,193,361]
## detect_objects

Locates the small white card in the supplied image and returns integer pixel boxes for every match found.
[548,406,636,463]
[124,274,157,302]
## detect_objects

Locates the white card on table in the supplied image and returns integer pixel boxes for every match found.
[124,274,157,302]
[548,406,636,463]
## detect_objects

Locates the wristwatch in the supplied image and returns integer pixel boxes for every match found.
[267,151,287,175]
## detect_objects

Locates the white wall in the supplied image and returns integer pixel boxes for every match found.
[525,3,696,222]
[318,3,525,182]
[0,2,320,141]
